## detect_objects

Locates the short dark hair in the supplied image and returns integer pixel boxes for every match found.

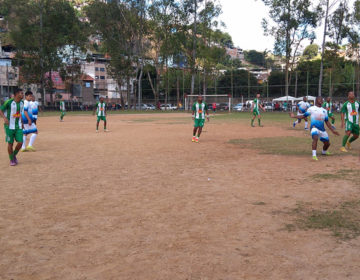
[25,90,33,97]
[13,87,23,95]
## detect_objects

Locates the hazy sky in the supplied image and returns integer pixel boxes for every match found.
[219,0,354,52]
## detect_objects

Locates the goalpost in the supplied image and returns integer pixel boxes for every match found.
[184,94,232,112]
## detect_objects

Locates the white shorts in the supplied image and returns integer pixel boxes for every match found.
[311,128,329,142]
[297,112,306,117]
[23,123,38,135]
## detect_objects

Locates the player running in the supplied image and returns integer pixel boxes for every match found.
[60,98,66,122]
[290,96,339,161]
[0,88,24,166]
[293,96,310,130]
[21,91,38,152]
[340,91,360,152]
[192,95,209,143]
[251,93,265,127]
[322,97,336,128]
[93,96,108,132]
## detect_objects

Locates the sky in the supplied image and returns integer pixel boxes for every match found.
[219,0,355,52]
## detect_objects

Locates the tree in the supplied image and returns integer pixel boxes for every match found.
[262,0,321,97]
[302,44,319,60]
[244,50,266,67]
[7,0,87,106]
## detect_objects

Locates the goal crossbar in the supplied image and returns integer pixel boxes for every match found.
[185,95,232,112]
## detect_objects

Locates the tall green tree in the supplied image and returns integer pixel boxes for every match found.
[262,0,321,97]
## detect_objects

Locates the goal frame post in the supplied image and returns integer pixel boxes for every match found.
[184,94,232,112]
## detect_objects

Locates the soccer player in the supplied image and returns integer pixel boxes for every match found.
[290,96,339,161]
[293,96,310,130]
[340,91,360,152]
[322,97,336,128]
[251,93,266,127]
[60,98,66,122]
[0,88,24,166]
[30,95,40,125]
[93,96,108,132]
[192,95,209,143]
[21,91,38,152]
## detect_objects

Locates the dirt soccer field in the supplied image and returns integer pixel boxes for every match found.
[0,112,359,280]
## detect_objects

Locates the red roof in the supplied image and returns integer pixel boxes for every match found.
[81,74,94,81]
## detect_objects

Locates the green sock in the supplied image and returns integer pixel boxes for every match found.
[331,119,335,125]
[251,119,254,126]
[258,119,261,125]
[9,153,14,160]
[342,135,350,147]
[13,149,19,157]
[349,136,358,143]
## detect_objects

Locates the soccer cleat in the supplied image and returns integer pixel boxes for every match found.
[10,160,17,166]
[26,146,36,152]
[195,137,199,143]
[293,122,296,128]
[14,156,18,164]
[340,147,348,153]
[304,128,309,131]
[104,129,110,132]
[322,151,331,156]
[346,142,352,150]
[312,156,318,161]
[192,136,196,142]
[21,148,27,152]
[96,130,99,133]
[251,124,255,127]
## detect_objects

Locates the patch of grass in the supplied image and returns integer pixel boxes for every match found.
[314,169,360,181]
[253,201,266,206]
[229,136,312,156]
[289,201,360,239]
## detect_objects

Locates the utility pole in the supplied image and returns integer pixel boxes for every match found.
[191,0,197,96]
[40,0,45,107]
[318,0,330,97]
[247,71,250,99]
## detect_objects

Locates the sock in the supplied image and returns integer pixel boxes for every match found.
[258,119,261,125]
[349,136,358,143]
[293,121,296,126]
[22,136,27,149]
[251,119,254,125]
[9,153,14,160]
[305,121,308,129]
[104,125,107,130]
[342,135,350,147]
[29,134,37,147]
[312,150,317,157]
[331,119,335,125]
[322,150,327,155]
[13,149,19,157]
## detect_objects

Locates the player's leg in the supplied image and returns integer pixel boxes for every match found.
[21,133,27,151]
[347,125,359,149]
[304,117,309,130]
[96,116,100,132]
[341,122,352,152]
[27,124,38,151]
[311,128,319,160]
[258,114,263,127]
[251,112,256,127]
[320,131,331,156]
[192,121,198,142]
[103,117,107,131]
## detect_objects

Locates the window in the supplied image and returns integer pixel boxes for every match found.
[95,76,99,79]
[100,76,105,80]
[100,68,105,72]
[85,82,91,88]
[95,67,99,71]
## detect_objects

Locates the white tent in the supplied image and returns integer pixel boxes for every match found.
[294,96,316,102]
[272,96,297,103]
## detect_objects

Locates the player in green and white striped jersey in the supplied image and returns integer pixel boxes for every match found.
[93,96,108,132]
[251,93,266,127]
[59,99,66,122]
[192,95,209,143]
[0,88,24,166]
[340,91,360,152]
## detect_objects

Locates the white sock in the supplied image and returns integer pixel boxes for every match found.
[305,122,308,129]
[322,150,327,155]
[22,135,27,149]
[312,150,317,157]
[29,134,37,147]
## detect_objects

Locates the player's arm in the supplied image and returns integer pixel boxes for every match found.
[205,104,210,122]
[24,107,32,125]
[191,104,195,120]
[250,102,254,112]
[289,112,306,119]
[340,103,346,128]
[93,104,97,116]
[260,103,266,112]
[325,120,339,135]
[0,106,9,126]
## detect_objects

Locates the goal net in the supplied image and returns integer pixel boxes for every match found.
[184,95,232,112]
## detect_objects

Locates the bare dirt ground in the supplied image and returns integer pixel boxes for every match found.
[0,113,359,280]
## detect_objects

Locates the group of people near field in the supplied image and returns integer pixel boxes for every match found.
[1,88,359,166]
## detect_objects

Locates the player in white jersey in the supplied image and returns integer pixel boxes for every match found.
[30,95,40,124]
[21,91,38,152]
[293,97,310,130]
[290,96,339,161]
